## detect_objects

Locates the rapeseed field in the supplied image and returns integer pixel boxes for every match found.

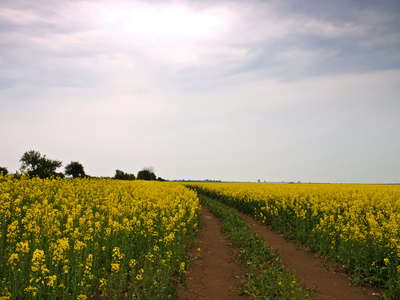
[187,182,400,297]
[0,174,199,299]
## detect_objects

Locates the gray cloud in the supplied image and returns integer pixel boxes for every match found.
[1,0,399,182]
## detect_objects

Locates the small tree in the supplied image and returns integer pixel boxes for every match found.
[65,161,86,178]
[20,150,62,178]
[114,169,135,180]
[137,168,156,181]
[0,167,8,176]
[20,150,41,172]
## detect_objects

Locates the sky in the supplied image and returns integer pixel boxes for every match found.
[1,0,400,183]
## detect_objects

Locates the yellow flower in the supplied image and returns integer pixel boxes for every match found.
[129,259,136,268]
[63,265,69,274]
[46,275,56,287]
[31,249,46,273]
[52,238,69,263]
[16,241,30,253]
[180,262,185,272]
[8,253,19,266]
[99,278,107,288]
[111,263,120,273]
[135,274,143,281]
[1,177,201,300]
[112,247,124,260]
[24,286,38,296]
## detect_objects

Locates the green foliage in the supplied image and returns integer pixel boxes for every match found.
[19,150,62,178]
[65,161,86,178]
[0,167,8,176]
[137,169,156,181]
[55,172,65,179]
[114,169,135,180]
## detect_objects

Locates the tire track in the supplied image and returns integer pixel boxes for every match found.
[238,211,381,300]
[177,205,248,300]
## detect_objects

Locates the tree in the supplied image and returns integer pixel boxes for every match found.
[0,167,8,176]
[143,166,155,174]
[65,161,86,178]
[114,169,135,180]
[19,150,62,178]
[137,168,156,181]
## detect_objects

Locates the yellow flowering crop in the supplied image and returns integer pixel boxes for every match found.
[0,174,200,299]
[187,182,400,297]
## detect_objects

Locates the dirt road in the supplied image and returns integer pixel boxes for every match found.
[178,203,381,300]
[238,212,381,300]
[178,205,248,300]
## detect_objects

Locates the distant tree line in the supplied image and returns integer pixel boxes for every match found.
[0,150,165,181]
[175,179,221,182]
[114,169,136,180]
[115,166,165,181]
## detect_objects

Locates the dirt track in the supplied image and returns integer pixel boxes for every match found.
[178,205,248,300]
[238,212,381,300]
[178,204,381,300]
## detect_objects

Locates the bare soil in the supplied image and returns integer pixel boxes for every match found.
[178,204,382,300]
[238,212,382,300]
[177,205,248,300]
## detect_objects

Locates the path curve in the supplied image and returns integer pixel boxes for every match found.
[238,212,381,300]
[177,206,248,300]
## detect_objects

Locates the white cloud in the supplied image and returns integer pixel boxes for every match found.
[1,0,399,182]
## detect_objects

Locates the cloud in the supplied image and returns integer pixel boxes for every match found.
[1,0,399,182]
[2,0,399,91]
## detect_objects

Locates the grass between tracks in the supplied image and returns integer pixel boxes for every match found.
[199,193,313,300]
